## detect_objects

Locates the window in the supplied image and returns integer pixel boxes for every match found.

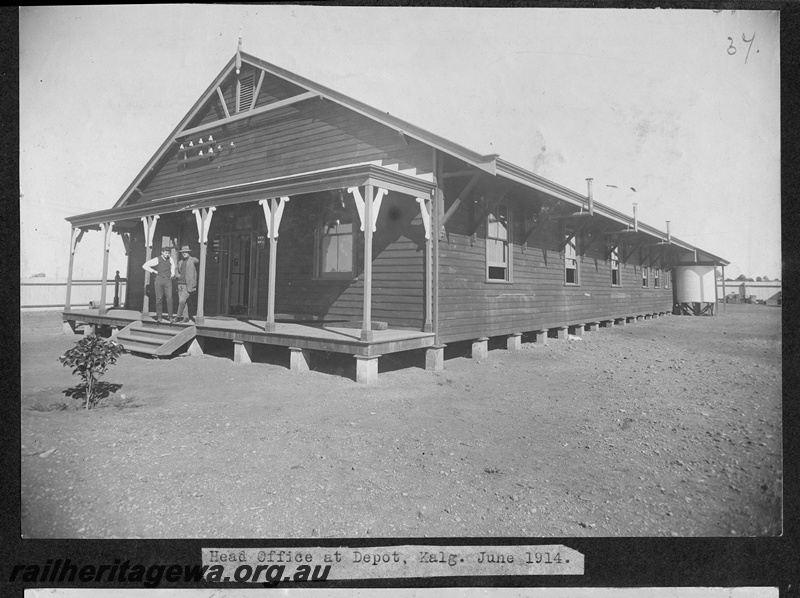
[610,247,620,286]
[486,204,511,281]
[565,231,578,284]
[317,195,354,278]
[642,265,649,288]
[654,269,660,288]
[664,270,670,289]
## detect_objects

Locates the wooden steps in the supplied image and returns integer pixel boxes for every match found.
[114,320,197,357]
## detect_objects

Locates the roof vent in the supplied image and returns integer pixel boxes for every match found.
[237,73,255,113]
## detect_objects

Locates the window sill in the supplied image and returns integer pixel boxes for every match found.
[485,279,514,285]
[313,275,356,282]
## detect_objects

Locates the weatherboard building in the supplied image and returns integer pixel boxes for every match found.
[63,49,729,382]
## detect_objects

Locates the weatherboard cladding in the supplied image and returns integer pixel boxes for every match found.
[267,193,425,330]
[128,68,434,207]
[436,197,672,343]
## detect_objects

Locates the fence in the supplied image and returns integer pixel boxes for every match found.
[20,273,127,311]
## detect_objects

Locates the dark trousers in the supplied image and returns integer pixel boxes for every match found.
[176,284,195,320]
[153,275,173,320]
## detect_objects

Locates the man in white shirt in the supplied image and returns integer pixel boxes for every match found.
[142,246,177,323]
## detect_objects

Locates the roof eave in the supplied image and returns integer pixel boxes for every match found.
[66,163,435,228]
[495,158,731,262]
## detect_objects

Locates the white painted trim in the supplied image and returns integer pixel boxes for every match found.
[179,91,317,139]
[141,215,160,248]
[416,197,431,239]
[140,217,148,248]
[148,215,159,247]
[258,200,271,237]
[103,221,115,251]
[216,87,230,119]
[193,208,204,241]
[202,207,215,244]
[192,207,215,245]
[348,187,365,231]
[70,227,82,254]
[372,188,387,232]
[273,196,290,238]
[259,196,291,239]
[251,71,265,111]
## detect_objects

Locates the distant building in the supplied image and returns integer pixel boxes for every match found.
[719,280,781,305]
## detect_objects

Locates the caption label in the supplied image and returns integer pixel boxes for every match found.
[202,545,583,581]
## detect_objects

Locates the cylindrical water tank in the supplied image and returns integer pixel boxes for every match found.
[675,265,716,303]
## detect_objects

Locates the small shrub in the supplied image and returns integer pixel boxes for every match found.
[58,334,125,410]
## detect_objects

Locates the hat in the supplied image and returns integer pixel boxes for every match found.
[179,245,192,253]
[160,246,171,252]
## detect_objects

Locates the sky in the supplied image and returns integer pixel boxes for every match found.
[19,5,781,281]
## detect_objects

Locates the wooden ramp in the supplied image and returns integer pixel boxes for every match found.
[114,320,197,357]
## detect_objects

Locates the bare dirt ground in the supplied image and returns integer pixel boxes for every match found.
[20,304,781,538]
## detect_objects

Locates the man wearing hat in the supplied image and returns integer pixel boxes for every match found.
[142,246,177,323]
[176,245,200,323]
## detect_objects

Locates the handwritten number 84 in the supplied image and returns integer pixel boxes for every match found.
[727,33,756,63]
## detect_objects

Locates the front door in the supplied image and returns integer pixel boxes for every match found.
[220,231,259,317]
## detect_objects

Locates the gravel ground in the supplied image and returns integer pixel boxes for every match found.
[20,304,782,538]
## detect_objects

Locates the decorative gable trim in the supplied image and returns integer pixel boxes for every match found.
[178,91,317,139]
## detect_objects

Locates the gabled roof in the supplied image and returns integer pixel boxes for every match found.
[111,51,498,211]
[81,50,727,266]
